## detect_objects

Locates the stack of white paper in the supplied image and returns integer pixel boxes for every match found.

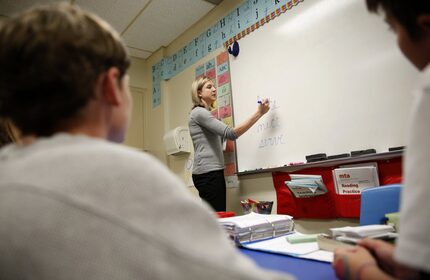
[330,225,396,243]
[332,163,380,195]
[218,212,294,244]
[285,174,327,198]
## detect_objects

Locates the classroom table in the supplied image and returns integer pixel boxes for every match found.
[239,248,337,280]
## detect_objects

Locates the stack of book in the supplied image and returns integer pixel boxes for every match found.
[317,224,397,251]
[330,224,396,242]
[284,174,327,198]
[218,212,294,244]
[332,163,380,195]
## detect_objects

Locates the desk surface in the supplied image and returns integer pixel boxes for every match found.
[239,248,337,280]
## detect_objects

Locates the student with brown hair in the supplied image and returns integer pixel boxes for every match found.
[333,1,430,279]
[0,4,293,280]
[0,119,18,147]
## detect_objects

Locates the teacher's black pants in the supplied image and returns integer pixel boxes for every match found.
[192,170,226,212]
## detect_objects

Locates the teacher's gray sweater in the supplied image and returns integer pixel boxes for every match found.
[189,106,237,175]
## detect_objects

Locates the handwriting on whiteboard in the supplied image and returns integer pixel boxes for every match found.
[258,134,286,148]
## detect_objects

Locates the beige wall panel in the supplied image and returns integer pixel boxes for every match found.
[128,57,147,89]
[124,87,144,150]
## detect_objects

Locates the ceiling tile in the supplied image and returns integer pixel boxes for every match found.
[75,0,150,33]
[123,0,215,52]
[0,0,218,61]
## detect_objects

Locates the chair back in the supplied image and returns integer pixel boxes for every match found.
[360,184,402,225]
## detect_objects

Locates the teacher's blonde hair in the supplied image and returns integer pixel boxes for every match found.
[191,76,214,109]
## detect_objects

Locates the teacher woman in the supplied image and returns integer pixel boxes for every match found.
[188,76,270,211]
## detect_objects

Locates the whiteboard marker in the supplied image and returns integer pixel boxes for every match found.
[257,95,261,104]
[289,162,304,166]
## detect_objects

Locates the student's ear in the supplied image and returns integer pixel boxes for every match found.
[417,14,430,35]
[101,67,122,106]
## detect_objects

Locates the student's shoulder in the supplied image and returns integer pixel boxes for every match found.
[73,137,186,187]
[83,138,160,166]
[46,134,158,167]
[418,64,430,93]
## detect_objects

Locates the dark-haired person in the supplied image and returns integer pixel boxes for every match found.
[189,76,270,211]
[0,119,19,148]
[333,1,430,279]
[0,4,293,280]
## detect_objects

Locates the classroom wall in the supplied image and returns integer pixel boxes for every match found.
[123,57,147,151]
[123,86,144,149]
[140,50,169,163]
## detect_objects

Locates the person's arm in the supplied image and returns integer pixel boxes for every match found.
[232,98,270,137]
[333,246,394,280]
[359,239,421,279]
[358,239,397,273]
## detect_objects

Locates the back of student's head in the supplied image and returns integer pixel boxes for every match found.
[366,0,430,39]
[0,3,130,137]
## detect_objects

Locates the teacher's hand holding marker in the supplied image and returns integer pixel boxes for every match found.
[233,96,270,137]
[257,96,270,115]
[188,76,270,211]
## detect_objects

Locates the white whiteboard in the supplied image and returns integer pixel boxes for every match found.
[230,0,419,173]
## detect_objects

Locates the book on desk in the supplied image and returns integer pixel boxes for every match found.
[218,212,294,244]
